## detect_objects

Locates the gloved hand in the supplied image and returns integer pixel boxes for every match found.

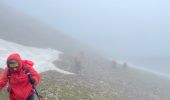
[7,86,13,93]
[30,78,35,84]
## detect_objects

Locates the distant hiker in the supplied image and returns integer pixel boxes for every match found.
[74,55,82,75]
[0,53,40,100]
[73,50,85,75]
[111,60,117,68]
[79,50,85,59]
[123,62,128,69]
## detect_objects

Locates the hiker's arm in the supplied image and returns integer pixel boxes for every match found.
[29,67,40,86]
[0,68,8,90]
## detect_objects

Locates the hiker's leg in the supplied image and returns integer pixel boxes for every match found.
[27,94,34,100]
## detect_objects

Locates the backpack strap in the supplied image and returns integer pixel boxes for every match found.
[22,64,33,85]
[22,64,30,75]
[7,68,11,82]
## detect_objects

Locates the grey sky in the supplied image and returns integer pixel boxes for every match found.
[2,0,170,58]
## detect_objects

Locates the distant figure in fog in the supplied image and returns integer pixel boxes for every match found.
[74,55,81,75]
[111,60,117,68]
[123,62,128,69]
[73,51,85,75]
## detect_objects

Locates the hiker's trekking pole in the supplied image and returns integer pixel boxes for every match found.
[27,73,41,100]
[32,85,41,100]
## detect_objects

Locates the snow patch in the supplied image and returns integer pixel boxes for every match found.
[0,39,74,75]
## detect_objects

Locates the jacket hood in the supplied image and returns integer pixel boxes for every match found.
[7,53,23,71]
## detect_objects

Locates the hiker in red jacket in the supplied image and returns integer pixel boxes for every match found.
[0,53,40,100]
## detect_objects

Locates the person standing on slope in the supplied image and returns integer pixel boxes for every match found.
[0,53,40,100]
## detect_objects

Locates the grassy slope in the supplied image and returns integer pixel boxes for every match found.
[1,66,170,100]
[38,68,170,100]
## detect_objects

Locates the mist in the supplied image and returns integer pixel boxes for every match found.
[2,0,170,57]
[1,1,170,99]
[2,0,170,76]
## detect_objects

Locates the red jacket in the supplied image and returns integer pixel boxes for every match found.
[0,53,40,100]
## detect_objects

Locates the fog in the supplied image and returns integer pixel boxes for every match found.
[2,0,170,56]
[2,0,170,76]
[2,1,170,99]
